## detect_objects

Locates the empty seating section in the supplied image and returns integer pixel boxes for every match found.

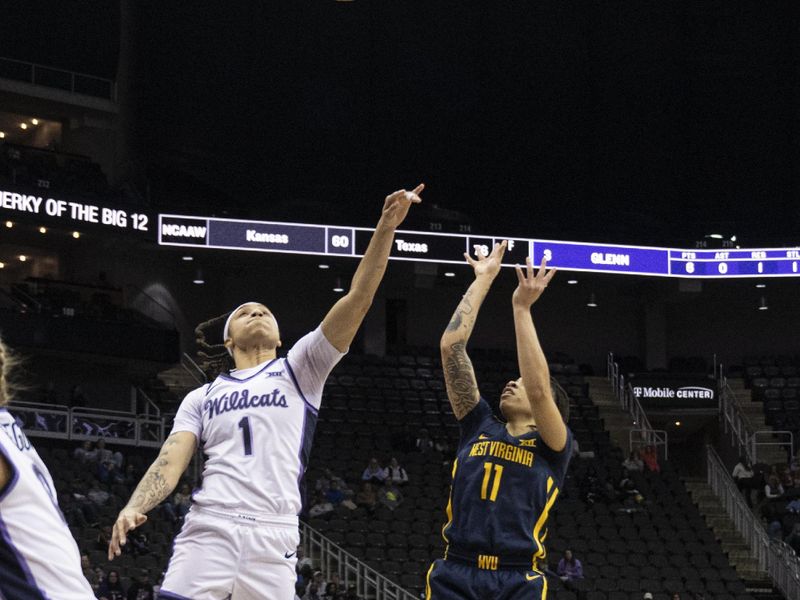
[307,349,754,599]
[743,356,800,435]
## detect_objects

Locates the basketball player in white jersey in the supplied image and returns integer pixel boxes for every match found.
[108,184,424,599]
[0,338,95,599]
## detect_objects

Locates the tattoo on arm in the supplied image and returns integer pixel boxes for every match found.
[445,291,474,333]
[127,437,181,513]
[443,342,480,420]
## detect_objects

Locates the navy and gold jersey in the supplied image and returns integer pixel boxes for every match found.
[441,398,572,569]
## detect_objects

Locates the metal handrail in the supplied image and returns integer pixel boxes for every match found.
[607,353,668,459]
[706,445,800,598]
[0,56,116,101]
[719,374,794,464]
[10,402,167,448]
[719,376,756,465]
[300,521,418,600]
[624,383,669,460]
[8,284,43,313]
[750,430,794,464]
[135,386,162,418]
[181,352,207,385]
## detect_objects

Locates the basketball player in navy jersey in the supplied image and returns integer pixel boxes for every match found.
[0,338,96,598]
[426,242,571,600]
[108,184,423,599]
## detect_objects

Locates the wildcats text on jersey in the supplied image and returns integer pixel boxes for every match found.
[204,388,288,419]
[467,439,535,468]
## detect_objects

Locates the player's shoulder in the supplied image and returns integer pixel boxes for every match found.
[181,383,211,405]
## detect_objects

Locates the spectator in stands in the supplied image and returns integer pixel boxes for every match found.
[379,482,404,511]
[622,449,644,472]
[130,531,150,556]
[304,571,326,600]
[671,594,681,600]
[97,569,126,600]
[74,440,97,463]
[361,458,387,484]
[642,594,653,600]
[343,585,360,600]
[96,438,124,469]
[81,554,98,590]
[355,482,377,512]
[98,459,125,485]
[94,567,107,588]
[383,457,409,486]
[296,546,313,573]
[87,479,111,506]
[322,582,342,599]
[556,549,584,581]
[126,569,155,600]
[790,457,800,477]
[326,573,343,591]
[415,428,434,453]
[171,482,193,521]
[61,491,91,527]
[309,491,335,518]
[785,523,800,553]
[325,480,346,506]
[641,445,660,473]
[95,525,113,551]
[781,466,794,489]
[571,437,581,460]
[765,475,784,500]
[296,563,313,598]
[316,468,349,495]
[732,456,759,507]
[123,463,139,489]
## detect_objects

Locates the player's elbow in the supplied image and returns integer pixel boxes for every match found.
[345,290,372,316]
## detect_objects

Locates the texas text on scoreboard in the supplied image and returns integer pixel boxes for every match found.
[158,213,800,279]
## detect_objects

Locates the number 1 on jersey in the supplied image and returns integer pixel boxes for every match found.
[480,462,504,502]
[238,416,253,456]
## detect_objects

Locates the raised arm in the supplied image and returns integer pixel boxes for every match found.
[108,431,197,560]
[441,241,507,419]
[512,256,566,451]
[321,184,423,352]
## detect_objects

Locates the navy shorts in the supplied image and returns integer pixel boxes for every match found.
[425,558,547,600]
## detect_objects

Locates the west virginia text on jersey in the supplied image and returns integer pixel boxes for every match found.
[442,398,572,569]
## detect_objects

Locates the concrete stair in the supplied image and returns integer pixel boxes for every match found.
[684,477,779,595]
[726,378,788,465]
[158,363,204,399]
[586,376,637,452]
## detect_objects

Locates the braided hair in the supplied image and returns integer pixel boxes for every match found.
[194,312,235,381]
[0,337,18,406]
[550,377,571,424]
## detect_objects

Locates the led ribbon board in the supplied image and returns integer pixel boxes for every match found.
[158,214,800,279]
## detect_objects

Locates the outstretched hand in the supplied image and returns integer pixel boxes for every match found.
[108,507,148,561]
[380,184,424,230]
[513,256,556,308]
[465,240,507,280]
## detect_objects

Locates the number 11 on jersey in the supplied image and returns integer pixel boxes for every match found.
[238,416,253,456]
[481,462,504,501]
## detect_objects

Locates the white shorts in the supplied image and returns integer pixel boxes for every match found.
[159,507,300,600]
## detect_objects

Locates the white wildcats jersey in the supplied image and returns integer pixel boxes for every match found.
[0,409,94,599]
[171,326,345,519]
